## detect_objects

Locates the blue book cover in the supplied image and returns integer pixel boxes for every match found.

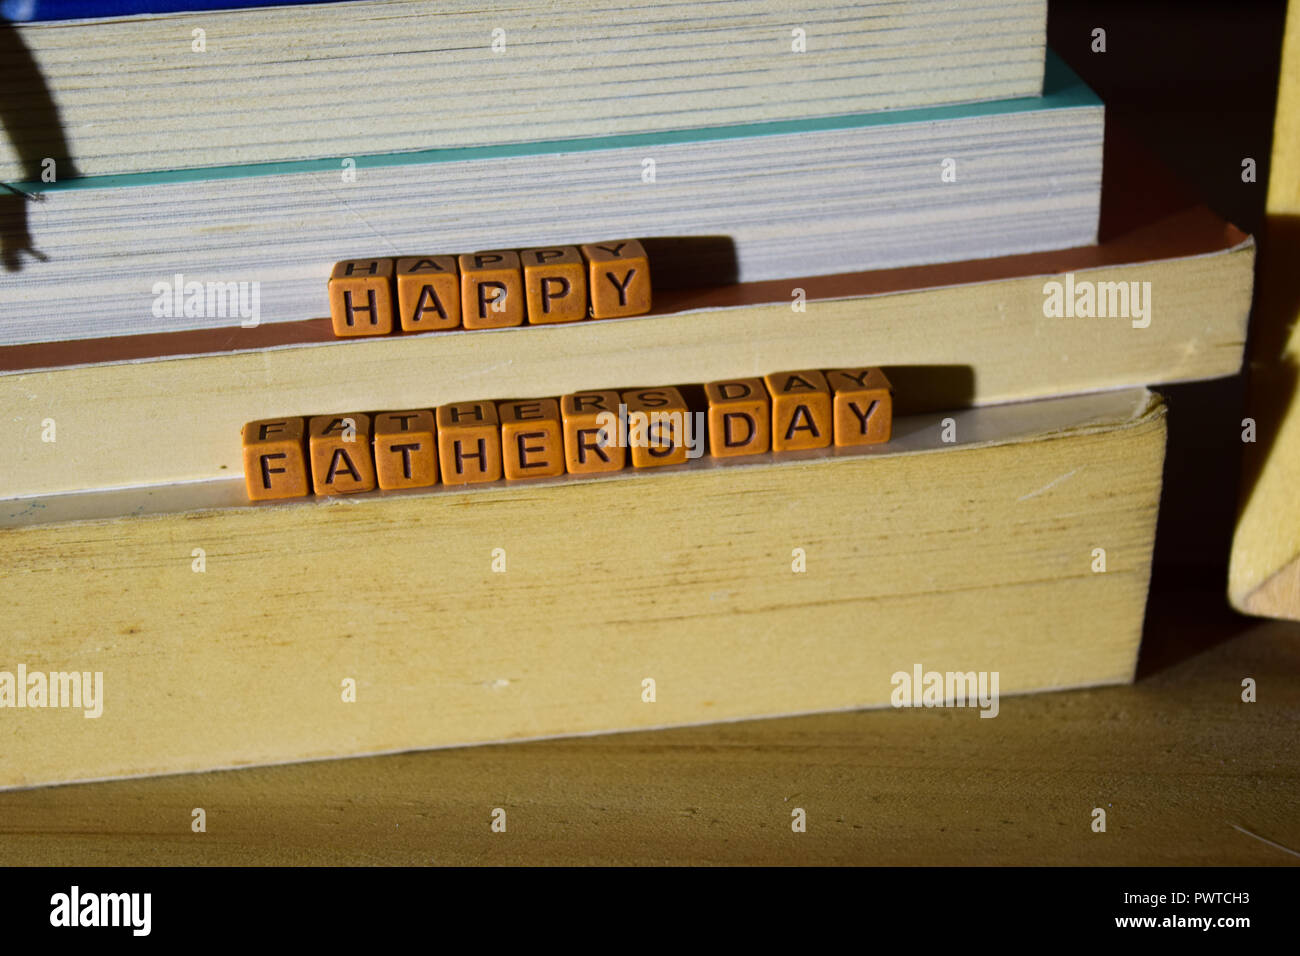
[1,0,349,21]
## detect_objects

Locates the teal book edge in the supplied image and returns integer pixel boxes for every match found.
[3,51,1098,194]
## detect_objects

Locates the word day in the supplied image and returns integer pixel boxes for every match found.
[241,367,893,502]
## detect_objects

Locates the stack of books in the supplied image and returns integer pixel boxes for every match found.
[0,0,1254,788]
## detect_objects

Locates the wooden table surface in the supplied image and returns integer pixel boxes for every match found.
[1,578,1297,866]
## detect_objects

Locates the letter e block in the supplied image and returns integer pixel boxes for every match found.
[765,370,832,452]
[329,259,394,337]
[499,399,565,480]
[309,414,377,494]
[459,251,525,329]
[242,417,309,500]
[396,256,461,333]
[436,402,503,485]
[704,378,770,458]
[373,410,438,489]
[827,367,893,446]
[520,246,587,324]
[622,386,688,468]
[560,391,625,475]
[581,240,651,319]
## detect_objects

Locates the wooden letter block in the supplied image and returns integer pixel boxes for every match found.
[765,370,832,452]
[395,256,461,333]
[560,391,626,475]
[459,251,525,330]
[622,386,688,468]
[499,399,565,480]
[520,246,587,325]
[308,414,377,495]
[704,378,770,458]
[580,239,651,319]
[328,259,394,337]
[242,417,309,501]
[827,367,894,447]
[373,410,438,489]
[436,402,503,485]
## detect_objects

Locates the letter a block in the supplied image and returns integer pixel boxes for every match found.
[459,251,525,329]
[373,410,439,489]
[560,391,625,475]
[329,259,394,337]
[765,370,832,452]
[827,367,893,446]
[309,414,377,495]
[622,386,689,468]
[581,240,651,319]
[437,402,503,485]
[396,256,461,333]
[521,246,587,324]
[242,417,310,500]
[703,378,770,458]
[499,399,565,480]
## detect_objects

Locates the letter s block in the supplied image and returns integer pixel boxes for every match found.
[459,251,525,329]
[329,259,394,337]
[827,367,893,446]
[622,386,688,468]
[242,417,310,500]
[581,239,651,319]
[308,414,377,495]
[520,246,586,324]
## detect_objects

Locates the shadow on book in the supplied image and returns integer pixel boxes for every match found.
[0,16,78,272]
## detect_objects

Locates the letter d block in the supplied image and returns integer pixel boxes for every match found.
[520,246,586,324]
[396,256,461,333]
[242,417,309,500]
[373,410,438,489]
[437,402,503,485]
[329,259,394,337]
[560,391,625,475]
[459,251,525,329]
[622,386,689,468]
[309,414,377,495]
[765,370,832,452]
[581,240,651,319]
[827,367,893,446]
[499,399,565,480]
[704,378,770,458]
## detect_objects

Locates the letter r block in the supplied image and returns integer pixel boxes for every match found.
[242,417,309,500]
[308,413,377,495]
[622,386,689,468]
[499,399,565,480]
[520,246,586,324]
[703,378,770,458]
[459,251,525,329]
[581,240,651,319]
[560,391,625,475]
[436,402,503,485]
[329,259,394,337]
[765,370,832,452]
[373,410,438,489]
[827,367,893,446]
[396,256,461,333]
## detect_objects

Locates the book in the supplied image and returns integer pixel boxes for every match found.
[0,0,1047,179]
[1229,1,1300,620]
[0,387,1166,789]
[0,53,1102,345]
[0,197,1249,499]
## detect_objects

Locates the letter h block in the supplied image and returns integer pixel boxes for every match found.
[329,259,395,336]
